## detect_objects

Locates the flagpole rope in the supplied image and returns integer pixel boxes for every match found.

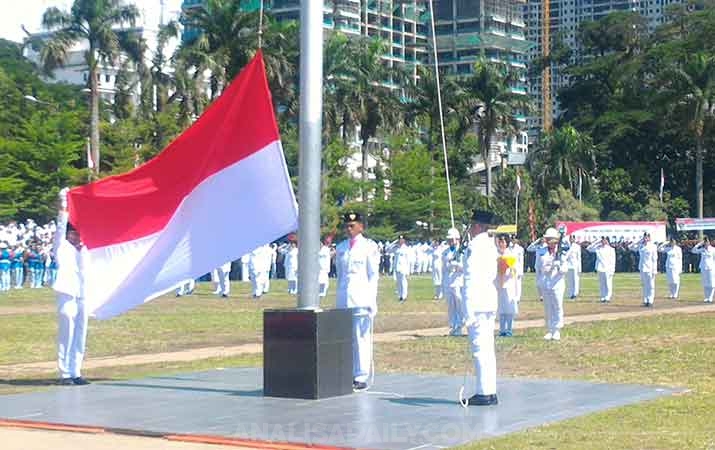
[428,0,455,230]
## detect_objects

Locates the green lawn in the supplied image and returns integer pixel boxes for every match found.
[0,274,714,449]
[0,273,708,365]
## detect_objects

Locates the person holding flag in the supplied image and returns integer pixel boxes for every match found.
[53,188,91,386]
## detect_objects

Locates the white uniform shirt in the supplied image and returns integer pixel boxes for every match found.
[510,243,525,277]
[633,241,658,274]
[587,242,616,274]
[660,244,682,274]
[394,244,412,275]
[692,245,715,272]
[318,245,331,283]
[565,242,582,273]
[335,234,380,314]
[283,246,299,281]
[441,245,464,289]
[533,246,568,290]
[463,232,498,314]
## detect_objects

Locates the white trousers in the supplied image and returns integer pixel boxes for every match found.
[567,269,580,298]
[666,269,680,298]
[515,275,523,302]
[396,273,409,299]
[352,307,373,383]
[467,312,497,395]
[56,294,88,379]
[0,269,9,291]
[217,269,230,295]
[319,280,329,297]
[702,269,715,302]
[240,263,249,281]
[598,272,613,301]
[543,284,565,333]
[446,286,465,330]
[251,271,269,296]
[287,279,298,295]
[640,272,655,304]
[433,284,443,299]
[175,279,195,295]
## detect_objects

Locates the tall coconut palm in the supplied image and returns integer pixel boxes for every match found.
[454,59,532,201]
[38,0,140,175]
[527,125,596,199]
[350,38,407,202]
[658,52,715,221]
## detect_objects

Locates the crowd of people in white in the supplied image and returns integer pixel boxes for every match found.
[0,219,60,291]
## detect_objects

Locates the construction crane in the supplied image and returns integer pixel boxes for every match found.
[542,0,552,131]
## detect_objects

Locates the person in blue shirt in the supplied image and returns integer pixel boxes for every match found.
[0,242,11,292]
[10,245,25,289]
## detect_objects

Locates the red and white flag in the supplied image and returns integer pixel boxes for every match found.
[67,52,298,319]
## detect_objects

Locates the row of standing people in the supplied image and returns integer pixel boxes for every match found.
[0,242,58,291]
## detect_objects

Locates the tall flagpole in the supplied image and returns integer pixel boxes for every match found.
[296,0,324,309]
[258,0,264,49]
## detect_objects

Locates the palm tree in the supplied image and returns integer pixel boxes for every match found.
[658,52,715,221]
[350,38,407,202]
[527,125,596,199]
[454,59,532,201]
[38,0,140,175]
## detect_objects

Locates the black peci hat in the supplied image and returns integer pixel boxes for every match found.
[343,211,363,223]
[471,209,495,224]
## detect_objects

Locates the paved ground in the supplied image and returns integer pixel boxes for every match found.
[2,303,713,378]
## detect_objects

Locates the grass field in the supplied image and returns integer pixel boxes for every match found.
[0,272,708,365]
[1,273,714,449]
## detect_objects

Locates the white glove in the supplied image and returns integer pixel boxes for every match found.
[58,187,69,209]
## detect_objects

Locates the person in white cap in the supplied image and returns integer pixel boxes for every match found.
[629,232,658,307]
[658,237,682,299]
[442,227,465,336]
[533,227,568,341]
[587,236,616,302]
[691,237,715,303]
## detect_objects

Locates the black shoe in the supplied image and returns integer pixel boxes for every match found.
[352,381,368,392]
[467,393,498,406]
[72,377,91,385]
[58,378,74,386]
[221,294,229,298]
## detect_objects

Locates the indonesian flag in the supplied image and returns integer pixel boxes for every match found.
[67,52,298,319]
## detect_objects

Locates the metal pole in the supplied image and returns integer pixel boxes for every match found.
[258,0,264,49]
[297,0,324,309]
[515,191,519,230]
[428,0,455,229]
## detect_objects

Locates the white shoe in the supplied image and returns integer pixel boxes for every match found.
[543,332,553,340]
[551,331,561,341]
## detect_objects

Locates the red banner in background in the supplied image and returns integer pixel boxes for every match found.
[555,221,667,244]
